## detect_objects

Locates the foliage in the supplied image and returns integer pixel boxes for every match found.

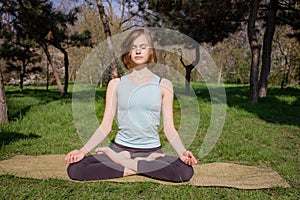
[0,32,41,90]
[208,24,251,84]
[270,25,300,87]
[129,0,300,99]
[276,0,300,41]
[129,0,249,44]
[67,0,127,85]
[0,0,92,94]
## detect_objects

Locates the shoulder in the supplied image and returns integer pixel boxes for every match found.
[108,77,121,86]
[107,78,121,91]
[160,78,173,90]
[159,78,173,97]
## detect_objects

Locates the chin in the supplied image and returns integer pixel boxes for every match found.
[133,61,147,65]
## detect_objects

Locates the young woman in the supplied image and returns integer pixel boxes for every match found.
[64,28,198,182]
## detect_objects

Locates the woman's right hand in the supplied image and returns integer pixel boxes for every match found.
[64,149,85,164]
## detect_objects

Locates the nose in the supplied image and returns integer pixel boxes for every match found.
[135,48,141,54]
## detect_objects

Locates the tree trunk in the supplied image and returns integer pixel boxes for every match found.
[57,46,69,94]
[0,68,8,124]
[259,0,277,97]
[185,67,192,95]
[20,61,25,92]
[63,49,69,94]
[218,64,223,85]
[96,0,118,79]
[46,60,49,91]
[180,45,200,95]
[41,44,65,96]
[248,0,261,104]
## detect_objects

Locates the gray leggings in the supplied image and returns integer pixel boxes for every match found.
[67,142,194,182]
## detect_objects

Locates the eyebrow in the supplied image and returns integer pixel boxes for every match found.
[132,43,148,47]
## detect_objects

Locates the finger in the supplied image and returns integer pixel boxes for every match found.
[188,158,195,165]
[65,155,72,164]
[65,158,71,164]
[186,160,191,166]
[69,156,74,163]
[65,158,70,164]
[194,159,198,165]
[192,159,198,165]
[64,155,68,163]
[192,160,197,165]
[73,157,80,163]
[184,158,190,165]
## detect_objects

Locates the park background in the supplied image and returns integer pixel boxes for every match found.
[0,0,299,199]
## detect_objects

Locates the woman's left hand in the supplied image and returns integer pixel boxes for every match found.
[180,151,198,165]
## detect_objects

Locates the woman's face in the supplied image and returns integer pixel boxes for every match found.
[130,34,152,66]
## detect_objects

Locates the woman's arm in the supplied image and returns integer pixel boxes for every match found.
[80,78,119,154]
[160,79,198,165]
[64,78,120,164]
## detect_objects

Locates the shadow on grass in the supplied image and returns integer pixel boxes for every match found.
[0,131,41,149]
[5,86,107,121]
[5,88,67,121]
[5,88,69,102]
[192,84,300,127]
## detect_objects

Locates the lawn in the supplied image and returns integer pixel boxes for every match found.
[0,83,299,199]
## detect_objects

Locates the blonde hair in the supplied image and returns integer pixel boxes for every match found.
[121,28,157,69]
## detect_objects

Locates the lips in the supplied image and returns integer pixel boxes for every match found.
[135,56,143,60]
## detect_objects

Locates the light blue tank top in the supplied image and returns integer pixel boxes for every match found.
[115,74,162,148]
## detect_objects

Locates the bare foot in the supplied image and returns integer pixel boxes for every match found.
[134,152,165,161]
[123,168,137,176]
[95,147,131,165]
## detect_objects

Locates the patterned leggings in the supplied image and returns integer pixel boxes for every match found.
[67,142,194,182]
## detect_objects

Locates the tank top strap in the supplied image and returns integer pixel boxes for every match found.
[151,74,162,84]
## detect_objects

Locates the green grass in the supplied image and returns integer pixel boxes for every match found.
[0,83,299,199]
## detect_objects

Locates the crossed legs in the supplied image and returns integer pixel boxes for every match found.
[67,146,193,182]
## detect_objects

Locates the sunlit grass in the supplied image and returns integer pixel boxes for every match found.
[0,83,299,199]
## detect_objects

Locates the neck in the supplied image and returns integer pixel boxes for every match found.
[133,65,147,71]
[132,66,149,75]
[129,66,153,80]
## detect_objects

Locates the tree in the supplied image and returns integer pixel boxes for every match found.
[0,0,92,96]
[0,67,8,124]
[248,0,300,102]
[259,0,278,97]
[130,0,248,94]
[47,29,92,94]
[134,0,300,102]
[179,45,200,95]
[67,0,130,86]
[95,0,118,79]
[248,0,261,104]
[0,36,41,92]
[271,25,300,87]
[259,0,300,97]
[0,2,10,124]
[277,0,300,42]
[210,25,251,85]
[6,0,65,95]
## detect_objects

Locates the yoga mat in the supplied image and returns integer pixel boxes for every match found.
[0,154,290,189]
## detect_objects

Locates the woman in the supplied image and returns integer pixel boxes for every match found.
[64,27,198,182]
